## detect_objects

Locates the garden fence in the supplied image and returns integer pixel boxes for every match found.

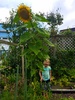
[50,35,75,50]
[50,35,75,67]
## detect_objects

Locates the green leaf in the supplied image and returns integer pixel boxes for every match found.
[36,28,50,37]
[31,68,36,77]
[20,32,34,43]
[36,61,43,70]
[13,13,20,23]
[35,14,49,22]
[43,38,54,47]
[29,44,40,55]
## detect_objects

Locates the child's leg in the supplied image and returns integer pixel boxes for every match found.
[41,81,50,99]
[45,81,51,99]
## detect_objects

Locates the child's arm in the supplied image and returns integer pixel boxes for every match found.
[39,71,43,82]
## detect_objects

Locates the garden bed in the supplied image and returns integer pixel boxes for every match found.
[51,82,75,89]
[51,82,75,99]
[51,93,75,100]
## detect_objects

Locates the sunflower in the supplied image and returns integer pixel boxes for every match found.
[17,4,31,22]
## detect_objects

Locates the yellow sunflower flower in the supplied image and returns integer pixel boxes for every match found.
[17,4,31,22]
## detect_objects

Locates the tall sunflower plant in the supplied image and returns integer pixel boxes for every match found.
[14,3,54,76]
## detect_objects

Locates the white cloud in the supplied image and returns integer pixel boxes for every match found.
[0,8,10,22]
[65,11,75,22]
[29,0,59,13]
[64,0,74,10]
[0,0,75,30]
[0,0,59,22]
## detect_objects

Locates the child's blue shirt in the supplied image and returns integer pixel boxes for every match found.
[42,66,51,81]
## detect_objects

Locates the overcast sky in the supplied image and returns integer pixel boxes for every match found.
[0,0,75,31]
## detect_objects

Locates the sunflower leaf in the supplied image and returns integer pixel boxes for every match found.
[29,44,40,55]
[35,28,50,37]
[20,32,34,43]
[43,38,54,47]
[35,14,49,22]
[14,13,20,23]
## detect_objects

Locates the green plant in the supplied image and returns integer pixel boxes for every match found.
[27,81,52,100]
[60,97,75,100]
[58,75,70,87]
[0,65,6,70]
[0,90,14,100]
[68,68,75,82]
[7,74,16,83]
[51,49,75,80]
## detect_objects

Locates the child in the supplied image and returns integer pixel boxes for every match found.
[39,59,52,97]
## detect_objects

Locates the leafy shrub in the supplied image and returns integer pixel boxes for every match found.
[50,49,75,80]
[68,68,75,82]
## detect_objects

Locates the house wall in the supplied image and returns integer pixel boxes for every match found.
[0,23,9,50]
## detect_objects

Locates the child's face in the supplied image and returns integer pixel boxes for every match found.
[43,60,50,67]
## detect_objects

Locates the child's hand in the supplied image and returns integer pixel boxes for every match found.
[50,76,55,81]
[50,77,52,81]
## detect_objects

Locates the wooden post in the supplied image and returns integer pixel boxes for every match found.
[21,45,24,79]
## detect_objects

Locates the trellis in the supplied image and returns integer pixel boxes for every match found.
[50,35,75,52]
[50,35,75,67]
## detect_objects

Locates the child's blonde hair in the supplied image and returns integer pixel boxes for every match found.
[43,58,50,65]
[45,58,50,62]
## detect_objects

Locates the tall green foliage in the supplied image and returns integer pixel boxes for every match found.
[2,7,54,80]
[13,9,54,79]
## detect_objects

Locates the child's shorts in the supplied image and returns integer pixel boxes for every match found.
[40,79,51,91]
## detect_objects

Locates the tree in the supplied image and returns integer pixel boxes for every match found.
[46,10,63,35]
